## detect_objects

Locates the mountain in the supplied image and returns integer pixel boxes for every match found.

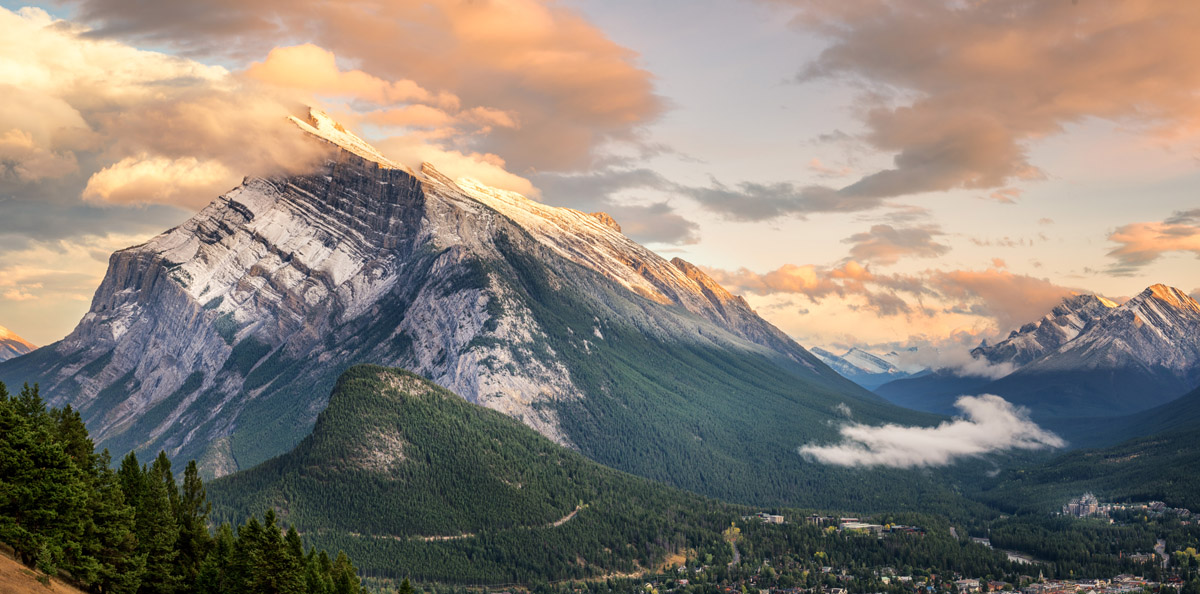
[875,285,1200,423]
[0,325,34,362]
[970,294,1118,367]
[0,109,937,508]
[207,365,740,583]
[985,284,1200,420]
[811,346,922,390]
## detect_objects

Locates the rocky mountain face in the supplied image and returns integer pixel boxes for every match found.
[876,285,1200,427]
[0,325,34,362]
[970,294,1118,367]
[0,110,912,500]
[1025,285,1200,376]
[811,347,921,390]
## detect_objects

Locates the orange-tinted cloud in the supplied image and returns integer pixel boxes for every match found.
[245,44,460,110]
[842,224,949,266]
[1107,209,1200,273]
[66,0,665,171]
[707,261,1079,334]
[0,7,327,208]
[758,0,1200,205]
[83,155,236,209]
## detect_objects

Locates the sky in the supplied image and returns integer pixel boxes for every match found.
[1,0,1198,373]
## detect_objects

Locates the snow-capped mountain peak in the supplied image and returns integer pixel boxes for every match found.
[811,346,920,390]
[971,293,1118,366]
[0,324,35,362]
[289,108,417,175]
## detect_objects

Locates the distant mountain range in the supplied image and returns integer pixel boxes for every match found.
[0,109,947,510]
[811,346,923,390]
[0,325,34,362]
[876,285,1200,435]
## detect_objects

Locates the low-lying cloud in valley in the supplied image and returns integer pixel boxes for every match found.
[800,395,1064,468]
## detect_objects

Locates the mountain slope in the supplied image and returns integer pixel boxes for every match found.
[875,286,1200,423]
[811,347,920,390]
[207,365,741,583]
[0,110,938,508]
[0,326,34,362]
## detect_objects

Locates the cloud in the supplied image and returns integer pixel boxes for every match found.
[707,261,1079,336]
[0,129,79,182]
[926,269,1079,332]
[799,394,1064,468]
[808,157,852,179]
[375,135,537,198]
[1107,209,1200,272]
[680,178,873,221]
[758,0,1200,205]
[64,0,665,171]
[842,224,949,265]
[245,44,460,110]
[82,155,237,209]
[0,6,327,209]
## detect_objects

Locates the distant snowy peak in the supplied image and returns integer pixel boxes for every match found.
[841,347,900,375]
[0,325,34,362]
[811,347,919,390]
[972,293,1118,367]
[989,283,1200,375]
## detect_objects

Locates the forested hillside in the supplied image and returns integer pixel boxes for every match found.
[0,381,363,594]
[207,365,743,583]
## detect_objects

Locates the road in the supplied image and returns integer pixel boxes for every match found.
[1156,539,1169,569]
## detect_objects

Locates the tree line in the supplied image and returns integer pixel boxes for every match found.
[0,381,363,593]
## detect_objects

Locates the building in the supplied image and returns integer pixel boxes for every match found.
[1063,493,1101,518]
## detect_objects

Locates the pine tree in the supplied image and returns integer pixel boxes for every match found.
[249,510,305,594]
[136,454,181,594]
[82,450,144,594]
[51,404,94,468]
[176,460,211,584]
[332,550,361,594]
[197,524,236,594]
[0,383,87,573]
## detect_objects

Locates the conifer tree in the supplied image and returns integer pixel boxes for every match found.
[196,524,236,594]
[332,550,361,594]
[176,460,211,583]
[137,454,181,594]
[89,450,145,593]
[0,383,87,572]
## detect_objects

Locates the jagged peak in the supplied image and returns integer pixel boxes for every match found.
[1134,283,1200,312]
[288,108,419,176]
[0,324,34,349]
[589,212,621,233]
[1060,293,1119,310]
